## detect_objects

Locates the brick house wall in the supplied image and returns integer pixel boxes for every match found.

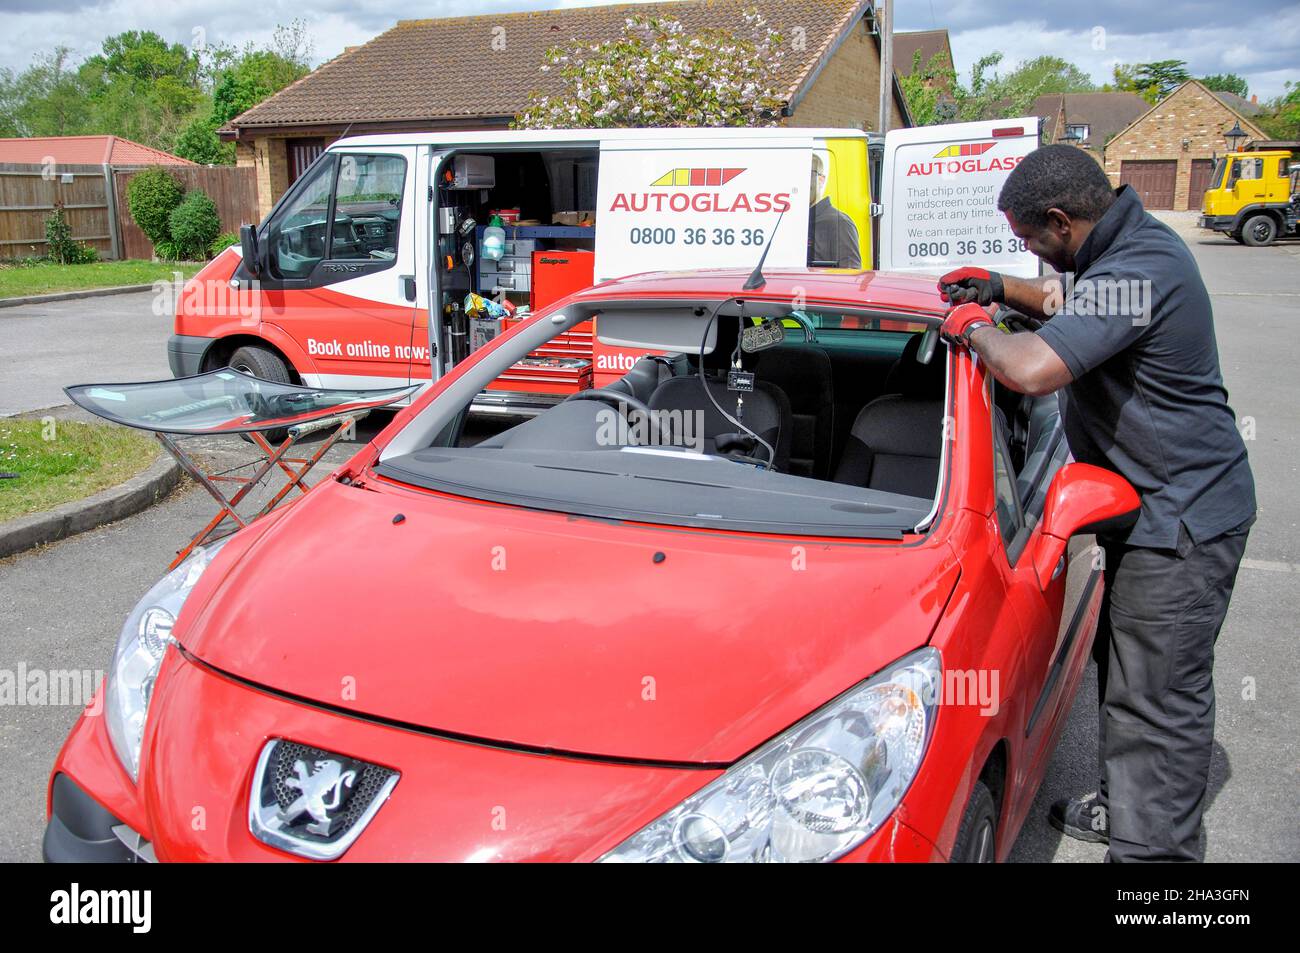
[1104,81,1267,210]
[786,19,906,131]
[237,133,345,219]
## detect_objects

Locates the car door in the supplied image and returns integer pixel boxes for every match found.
[986,386,1097,786]
[253,148,420,390]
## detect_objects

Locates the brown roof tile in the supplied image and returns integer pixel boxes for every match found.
[1031,92,1150,149]
[227,0,871,131]
[893,29,952,75]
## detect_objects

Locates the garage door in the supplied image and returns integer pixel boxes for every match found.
[1187,159,1216,210]
[1120,160,1177,210]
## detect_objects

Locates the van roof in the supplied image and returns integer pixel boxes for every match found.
[330,127,871,151]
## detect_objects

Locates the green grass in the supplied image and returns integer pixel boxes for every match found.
[0,260,204,299]
[0,419,160,522]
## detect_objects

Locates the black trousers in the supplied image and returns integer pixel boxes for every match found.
[1092,520,1251,862]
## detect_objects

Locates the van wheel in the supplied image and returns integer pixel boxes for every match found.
[229,345,291,384]
[951,780,997,863]
[228,346,292,444]
[1242,214,1277,247]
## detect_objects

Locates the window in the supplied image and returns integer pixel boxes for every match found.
[268,155,335,279]
[993,430,1024,552]
[1064,124,1089,142]
[265,153,407,281]
[330,154,406,262]
[1228,157,1263,186]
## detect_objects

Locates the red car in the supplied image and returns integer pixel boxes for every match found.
[45,268,1136,863]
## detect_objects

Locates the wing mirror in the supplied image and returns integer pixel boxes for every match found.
[239,224,262,277]
[1032,463,1140,588]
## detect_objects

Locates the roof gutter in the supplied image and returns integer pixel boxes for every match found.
[219,115,517,142]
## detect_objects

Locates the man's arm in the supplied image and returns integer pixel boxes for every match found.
[999,275,1066,321]
[967,325,1072,396]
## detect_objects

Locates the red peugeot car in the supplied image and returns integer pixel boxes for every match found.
[45,268,1136,863]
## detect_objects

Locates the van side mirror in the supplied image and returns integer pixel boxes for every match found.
[239,224,262,277]
[1032,463,1139,588]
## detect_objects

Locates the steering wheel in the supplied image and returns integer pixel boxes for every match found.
[563,388,662,445]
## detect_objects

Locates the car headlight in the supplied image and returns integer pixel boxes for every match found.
[105,541,227,781]
[600,647,941,863]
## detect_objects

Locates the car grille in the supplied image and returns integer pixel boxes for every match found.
[249,739,399,861]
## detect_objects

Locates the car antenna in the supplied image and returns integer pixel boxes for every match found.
[742,207,786,291]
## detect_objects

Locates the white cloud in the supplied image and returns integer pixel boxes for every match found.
[2,0,1296,103]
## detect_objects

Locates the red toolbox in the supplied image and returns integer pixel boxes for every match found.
[486,251,598,397]
[531,249,594,312]
[485,357,593,394]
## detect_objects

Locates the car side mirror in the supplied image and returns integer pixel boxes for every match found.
[240,224,262,277]
[1032,463,1139,588]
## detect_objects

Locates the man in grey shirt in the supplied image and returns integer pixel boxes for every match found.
[939,145,1255,862]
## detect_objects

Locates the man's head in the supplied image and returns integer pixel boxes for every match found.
[998,145,1116,273]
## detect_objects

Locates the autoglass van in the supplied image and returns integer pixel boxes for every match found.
[170,128,878,413]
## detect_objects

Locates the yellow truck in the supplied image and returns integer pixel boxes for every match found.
[1199,150,1299,246]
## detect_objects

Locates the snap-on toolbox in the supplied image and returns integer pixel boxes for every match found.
[484,357,593,394]
[530,249,594,311]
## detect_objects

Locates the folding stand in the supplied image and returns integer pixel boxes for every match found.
[157,411,368,570]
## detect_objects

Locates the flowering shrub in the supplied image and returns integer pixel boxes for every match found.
[515,11,787,129]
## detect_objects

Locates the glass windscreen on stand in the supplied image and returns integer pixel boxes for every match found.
[65,369,419,434]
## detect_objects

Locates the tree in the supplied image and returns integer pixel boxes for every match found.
[175,22,313,164]
[899,51,958,126]
[0,49,92,137]
[1199,73,1249,98]
[1008,56,1095,98]
[1258,81,1300,141]
[515,11,786,129]
[0,25,313,163]
[78,31,203,150]
[1110,60,1191,104]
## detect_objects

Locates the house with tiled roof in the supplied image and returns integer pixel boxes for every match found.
[893,29,954,90]
[1103,80,1270,210]
[0,135,195,167]
[1030,92,1150,165]
[220,0,912,217]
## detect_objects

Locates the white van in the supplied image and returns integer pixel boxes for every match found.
[879,117,1042,278]
[171,127,880,412]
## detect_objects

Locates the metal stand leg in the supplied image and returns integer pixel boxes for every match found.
[157,431,298,570]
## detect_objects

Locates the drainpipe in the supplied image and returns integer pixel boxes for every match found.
[877,1,893,134]
[102,163,122,261]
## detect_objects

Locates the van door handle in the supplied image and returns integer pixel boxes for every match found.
[400,275,416,302]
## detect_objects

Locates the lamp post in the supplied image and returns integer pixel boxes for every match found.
[1224,121,1247,153]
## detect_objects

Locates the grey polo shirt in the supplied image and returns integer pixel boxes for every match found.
[1036,185,1256,549]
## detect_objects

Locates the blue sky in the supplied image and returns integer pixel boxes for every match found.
[1,0,1295,101]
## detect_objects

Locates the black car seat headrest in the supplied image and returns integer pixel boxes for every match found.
[883,332,947,399]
